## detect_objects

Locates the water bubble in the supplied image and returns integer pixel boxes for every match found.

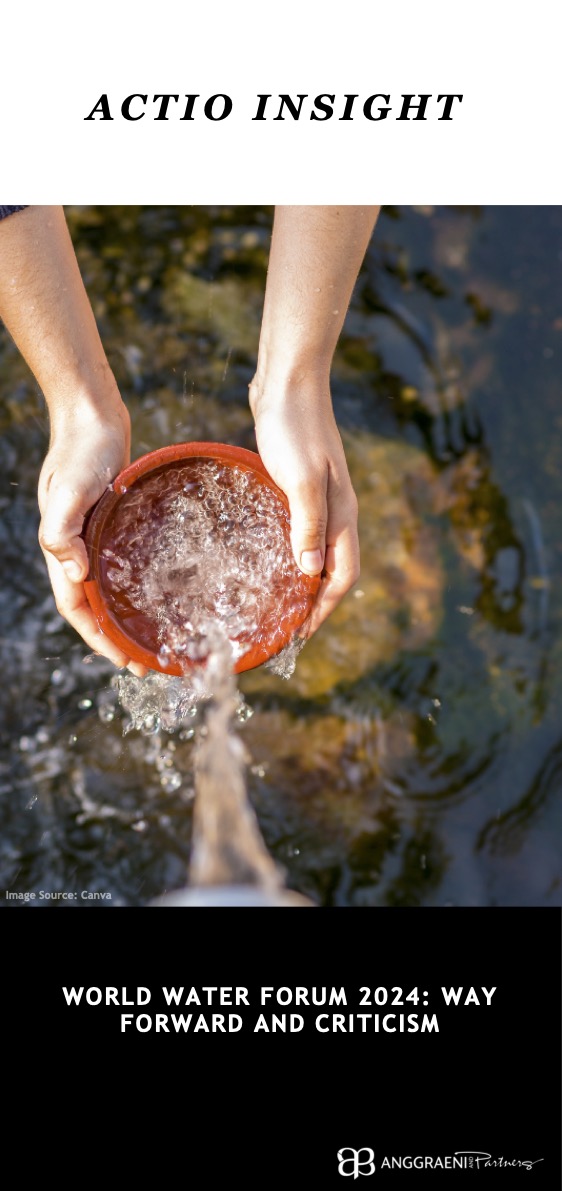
[236,703,254,723]
[155,753,174,772]
[98,704,115,724]
[141,714,160,736]
[78,698,93,710]
[97,689,117,723]
[160,770,182,792]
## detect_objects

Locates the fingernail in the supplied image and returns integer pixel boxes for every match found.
[127,663,146,678]
[62,560,82,581]
[300,549,323,574]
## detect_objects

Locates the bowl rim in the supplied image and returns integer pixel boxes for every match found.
[83,441,320,675]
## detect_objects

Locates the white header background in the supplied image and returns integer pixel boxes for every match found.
[2,0,561,202]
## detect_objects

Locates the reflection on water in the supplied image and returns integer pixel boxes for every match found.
[1,205,562,907]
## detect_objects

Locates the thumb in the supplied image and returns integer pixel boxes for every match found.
[39,481,91,582]
[286,478,328,576]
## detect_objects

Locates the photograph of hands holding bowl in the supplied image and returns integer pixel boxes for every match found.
[1,204,561,908]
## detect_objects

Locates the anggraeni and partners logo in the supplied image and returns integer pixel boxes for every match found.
[337,1148,544,1177]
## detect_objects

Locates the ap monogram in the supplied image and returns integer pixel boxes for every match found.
[337,1148,376,1178]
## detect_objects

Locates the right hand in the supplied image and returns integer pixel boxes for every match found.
[37,401,147,676]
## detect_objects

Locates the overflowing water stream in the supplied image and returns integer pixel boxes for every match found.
[2,205,562,907]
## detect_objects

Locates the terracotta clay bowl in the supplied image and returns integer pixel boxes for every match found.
[83,442,320,676]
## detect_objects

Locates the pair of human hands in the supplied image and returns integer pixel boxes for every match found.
[38,385,360,674]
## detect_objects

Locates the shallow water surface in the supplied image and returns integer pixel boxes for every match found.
[1,205,561,906]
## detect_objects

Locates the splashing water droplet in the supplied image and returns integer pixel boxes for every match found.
[160,770,182,792]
